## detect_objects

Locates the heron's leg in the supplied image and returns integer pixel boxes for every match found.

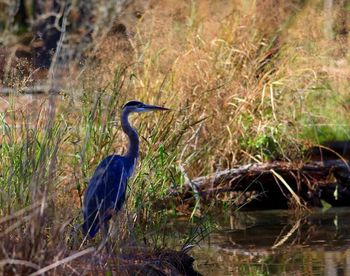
[125,211,137,244]
[98,220,111,254]
[103,220,111,254]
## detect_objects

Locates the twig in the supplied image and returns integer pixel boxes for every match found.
[0,85,59,95]
[47,1,70,89]
[272,219,301,249]
[0,259,40,270]
[0,201,41,225]
[29,247,95,276]
[179,121,204,210]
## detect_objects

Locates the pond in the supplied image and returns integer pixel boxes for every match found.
[187,208,350,275]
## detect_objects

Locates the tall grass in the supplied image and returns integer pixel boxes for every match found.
[0,0,349,273]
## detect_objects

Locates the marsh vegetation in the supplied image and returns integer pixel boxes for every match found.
[0,0,349,274]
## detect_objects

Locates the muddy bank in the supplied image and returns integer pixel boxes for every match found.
[1,245,201,275]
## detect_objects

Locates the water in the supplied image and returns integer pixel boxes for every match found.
[188,208,350,275]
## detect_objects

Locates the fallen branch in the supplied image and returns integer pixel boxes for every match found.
[0,85,60,95]
[185,160,349,188]
[178,160,350,209]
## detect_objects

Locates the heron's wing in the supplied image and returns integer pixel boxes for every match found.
[82,155,128,238]
[84,156,127,204]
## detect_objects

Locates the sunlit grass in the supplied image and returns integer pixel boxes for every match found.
[0,0,349,273]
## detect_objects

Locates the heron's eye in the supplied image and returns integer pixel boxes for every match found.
[134,11,142,19]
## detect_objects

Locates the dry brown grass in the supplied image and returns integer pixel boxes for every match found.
[0,0,350,273]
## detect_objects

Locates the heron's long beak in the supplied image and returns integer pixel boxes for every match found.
[142,104,170,111]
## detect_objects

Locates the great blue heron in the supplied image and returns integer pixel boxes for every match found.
[82,100,169,240]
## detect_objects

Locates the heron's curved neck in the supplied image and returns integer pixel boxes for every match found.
[121,109,139,160]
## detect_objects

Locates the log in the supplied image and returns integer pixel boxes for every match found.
[179,160,350,209]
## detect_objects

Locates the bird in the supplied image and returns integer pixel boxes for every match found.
[82,100,169,240]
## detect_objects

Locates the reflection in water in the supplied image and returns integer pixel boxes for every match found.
[189,208,350,275]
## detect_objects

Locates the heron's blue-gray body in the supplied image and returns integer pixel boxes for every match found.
[82,100,168,239]
[82,106,138,238]
[82,154,136,238]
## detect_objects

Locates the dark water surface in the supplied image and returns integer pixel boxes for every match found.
[187,208,350,275]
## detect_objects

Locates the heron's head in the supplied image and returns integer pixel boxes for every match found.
[122,100,169,113]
